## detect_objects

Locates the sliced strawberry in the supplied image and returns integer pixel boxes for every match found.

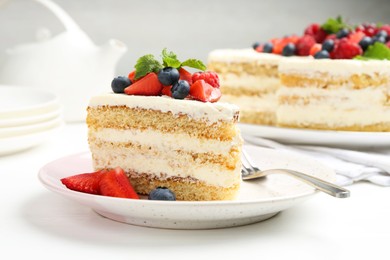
[348,31,365,44]
[179,67,193,85]
[161,85,172,97]
[309,43,322,56]
[128,70,136,82]
[189,79,221,102]
[61,170,107,195]
[99,167,139,199]
[124,72,163,96]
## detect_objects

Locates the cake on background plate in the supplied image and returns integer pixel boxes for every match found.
[208,17,390,131]
[85,49,243,201]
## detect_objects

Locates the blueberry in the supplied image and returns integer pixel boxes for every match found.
[111,76,131,93]
[262,42,273,53]
[282,43,296,56]
[373,35,386,44]
[171,80,190,99]
[336,28,350,39]
[314,50,330,59]
[148,187,176,201]
[322,39,335,52]
[376,30,388,39]
[252,42,260,50]
[158,67,180,86]
[359,36,373,51]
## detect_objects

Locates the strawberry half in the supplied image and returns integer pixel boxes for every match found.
[189,79,221,102]
[124,72,163,96]
[128,70,136,83]
[99,167,139,199]
[60,170,107,195]
[179,67,193,85]
[161,85,172,97]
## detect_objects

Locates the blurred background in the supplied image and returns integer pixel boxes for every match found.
[1,0,389,75]
[0,0,389,121]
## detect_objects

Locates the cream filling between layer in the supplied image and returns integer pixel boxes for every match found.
[91,148,241,187]
[220,73,280,91]
[90,128,241,154]
[221,94,277,112]
[277,87,390,126]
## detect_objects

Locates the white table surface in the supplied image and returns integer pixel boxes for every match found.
[1,122,389,260]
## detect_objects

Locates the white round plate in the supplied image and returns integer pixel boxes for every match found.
[0,86,59,117]
[38,146,335,229]
[0,122,64,156]
[0,116,63,138]
[239,123,390,148]
[0,105,62,127]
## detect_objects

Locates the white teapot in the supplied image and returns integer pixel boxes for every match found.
[0,0,127,121]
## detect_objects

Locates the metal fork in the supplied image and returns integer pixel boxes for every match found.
[241,150,350,198]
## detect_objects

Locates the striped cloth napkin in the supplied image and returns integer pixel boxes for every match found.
[243,136,390,187]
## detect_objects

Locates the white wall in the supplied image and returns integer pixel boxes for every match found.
[1,0,389,76]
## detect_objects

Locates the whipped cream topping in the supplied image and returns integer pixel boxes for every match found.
[279,57,390,77]
[88,94,239,124]
[208,48,283,64]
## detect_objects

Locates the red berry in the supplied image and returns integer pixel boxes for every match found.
[296,35,316,56]
[179,68,193,85]
[331,38,363,59]
[309,43,322,56]
[356,23,378,37]
[192,71,220,88]
[379,24,390,36]
[161,85,172,97]
[124,72,163,96]
[304,23,327,43]
[189,79,221,102]
[348,31,366,44]
[61,170,107,195]
[386,41,390,48]
[99,167,139,199]
[128,70,136,83]
[255,45,263,52]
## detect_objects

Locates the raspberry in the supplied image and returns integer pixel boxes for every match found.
[192,71,220,88]
[331,38,363,59]
[355,23,378,37]
[296,35,316,56]
[304,23,327,43]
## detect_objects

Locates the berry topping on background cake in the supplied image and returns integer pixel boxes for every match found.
[111,49,221,102]
[252,16,390,60]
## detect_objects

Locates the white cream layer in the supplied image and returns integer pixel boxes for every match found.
[88,94,239,124]
[208,48,283,65]
[92,148,241,187]
[221,94,277,113]
[279,57,390,77]
[90,128,241,155]
[220,73,280,92]
[277,87,390,126]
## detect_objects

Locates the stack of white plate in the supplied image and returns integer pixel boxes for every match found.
[0,86,64,155]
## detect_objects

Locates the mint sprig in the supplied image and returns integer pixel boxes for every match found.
[133,49,206,79]
[134,54,163,80]
[161,48,182,68]
[181,58,207,71]
[354,42,390,60]
[321,16,349,34]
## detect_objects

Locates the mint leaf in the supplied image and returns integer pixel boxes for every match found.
[181,59,206,71]
[321,16,347,34]
[354,42,390,60]
[161,48,181,68]
[134,54,163,80]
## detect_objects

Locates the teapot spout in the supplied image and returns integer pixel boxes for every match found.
[100,39,128,65]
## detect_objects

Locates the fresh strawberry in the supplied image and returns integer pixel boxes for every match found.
[296,35,316,56]
[379,24,390,36]
[99,167,139,199]
[192,71,220,88]
[331,38,363,59]
[189,79,221,102]
[161,85,172,97]
[348,31,366,44]
[61,170,107,195]
[179,67,193,85]
[304,23,327,43]
[124,72,163,96]
[309,43,322,56]
[255,45,263,52]
[128,70,136,82]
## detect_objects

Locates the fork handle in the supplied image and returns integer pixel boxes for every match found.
[276,169,350,198]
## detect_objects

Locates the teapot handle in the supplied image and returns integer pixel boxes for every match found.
[33,0,81,33]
